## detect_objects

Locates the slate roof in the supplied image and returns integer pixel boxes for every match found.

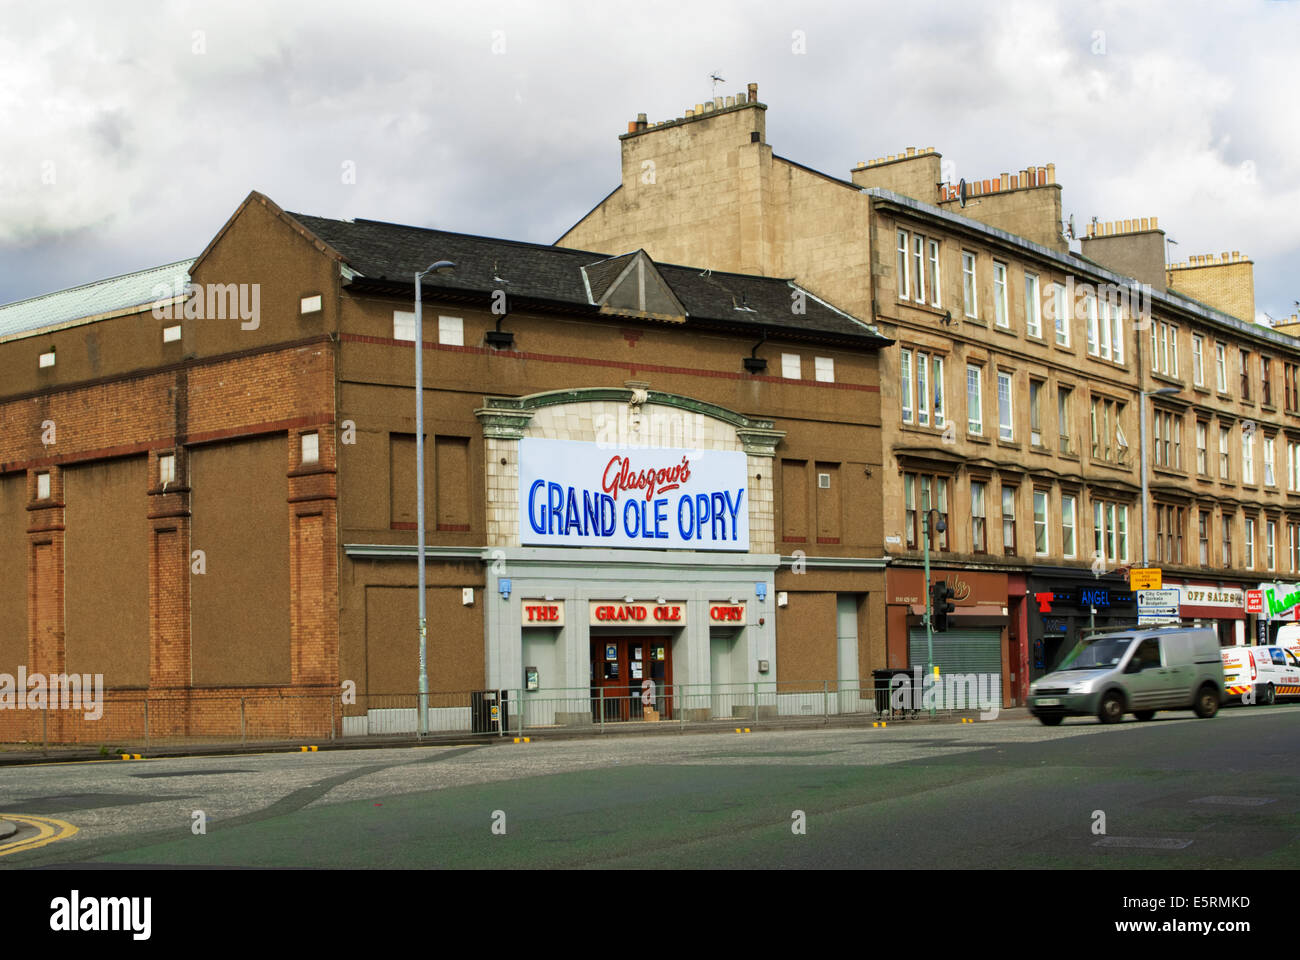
[289,212,886,344]
[0,259,193,340]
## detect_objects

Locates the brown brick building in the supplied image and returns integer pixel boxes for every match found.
[560,82,1300,703]
[0,190,891,742]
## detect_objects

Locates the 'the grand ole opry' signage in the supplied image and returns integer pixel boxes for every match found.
[519,438,749,550]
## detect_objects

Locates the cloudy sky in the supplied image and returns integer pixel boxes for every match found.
[2,0,1297,321]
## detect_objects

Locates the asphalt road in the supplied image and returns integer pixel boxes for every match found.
[2,705,1297,869]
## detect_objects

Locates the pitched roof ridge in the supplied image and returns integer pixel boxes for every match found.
[0,258,194,311]
[290,212,615,261]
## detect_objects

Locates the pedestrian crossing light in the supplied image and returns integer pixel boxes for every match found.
[930,580,956,632]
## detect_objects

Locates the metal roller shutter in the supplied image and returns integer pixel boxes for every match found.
[908,627,1003,710]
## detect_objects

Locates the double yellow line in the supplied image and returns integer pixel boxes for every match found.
[0,815,79,857]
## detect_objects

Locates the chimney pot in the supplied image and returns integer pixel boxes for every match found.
[685,109,694,118]
[637,112,647,123]
[906,147,916,156]
[1151,216,1158,229]
[1046,163,1056,184]
[627,121,637,133]
[747,82,758,100]
[714,96,723,109]
[737,92,746,104]
[725,96,734,107]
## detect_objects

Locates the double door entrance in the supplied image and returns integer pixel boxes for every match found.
[590,636,673,721]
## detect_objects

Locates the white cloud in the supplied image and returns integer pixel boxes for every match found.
[0,0,1296,316]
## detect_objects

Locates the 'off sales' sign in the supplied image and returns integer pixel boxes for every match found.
[519,438,749,550]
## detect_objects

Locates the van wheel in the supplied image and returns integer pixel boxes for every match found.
[1098,692,1125,724]
[1038,715,1064,726]
[1263,684,1276,706]
[1133,710,1156,721]
[1193,685,1220,719]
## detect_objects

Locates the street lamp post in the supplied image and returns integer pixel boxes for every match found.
[1139,386,1180,568]
[414,260,456,736]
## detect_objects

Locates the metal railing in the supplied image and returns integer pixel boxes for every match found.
[0,677,992,748]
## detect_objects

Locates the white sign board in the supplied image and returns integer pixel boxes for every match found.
[1138,614,1179,625]
[519,438,749,550]
[1137,588,1181,609]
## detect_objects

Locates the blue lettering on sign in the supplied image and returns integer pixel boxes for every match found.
[695,493,712,540]
[678,496,695,539]
[1080,588,1110,607]
[711,492,727,539]
[528,476,745,545]
[564,486,582,535]
[547,482,564,535]
[527,480,547,534]
[623,498,641,537]
[600,494,616,536]
[723,488,744,541]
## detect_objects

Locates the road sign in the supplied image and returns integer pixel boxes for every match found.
[1138,613,1179,625]
[1245,590,1264,614]
[1129,567,1162,591]
[1138,582,1180,606]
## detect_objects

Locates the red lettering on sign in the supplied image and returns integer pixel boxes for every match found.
[601,454,692,502]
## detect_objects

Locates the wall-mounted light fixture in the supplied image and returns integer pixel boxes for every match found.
[743,330,768,373]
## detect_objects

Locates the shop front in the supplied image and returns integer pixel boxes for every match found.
[1027,571,1137,677]
[478,388,785,727]
[1165,581,1246,646]
[1253,581,1300,645]
[886,567,1012,708]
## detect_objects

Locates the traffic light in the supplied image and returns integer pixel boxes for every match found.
[930,579,956,632]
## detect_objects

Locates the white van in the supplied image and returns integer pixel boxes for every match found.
[1274,623,1300,660]
[1220,645,1300,705]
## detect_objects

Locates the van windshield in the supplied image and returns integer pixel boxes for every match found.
[1058,635,1132,671]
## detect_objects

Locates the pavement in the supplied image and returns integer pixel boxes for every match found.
[0,706,1035,765]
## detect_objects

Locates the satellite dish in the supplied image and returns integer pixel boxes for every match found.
[958,178,967,208]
